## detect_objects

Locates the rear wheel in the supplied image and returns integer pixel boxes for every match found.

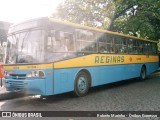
[74,71,90,97]
[140,66,146,80]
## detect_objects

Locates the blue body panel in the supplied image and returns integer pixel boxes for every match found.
[4,68,54,95]
[53,62,158,95]
[4,62,158,95]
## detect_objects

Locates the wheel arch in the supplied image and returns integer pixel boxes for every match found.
[75,69,92,87]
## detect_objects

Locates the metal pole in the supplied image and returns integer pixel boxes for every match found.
[0,78,2,87]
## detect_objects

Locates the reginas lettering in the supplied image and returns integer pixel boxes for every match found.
[95,56,124,64]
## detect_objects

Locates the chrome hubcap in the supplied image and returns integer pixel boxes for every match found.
[78,76,87,93]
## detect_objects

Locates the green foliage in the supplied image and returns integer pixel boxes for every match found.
[53,0,115,28]
[53,0,160,41]
[112,0,160,41]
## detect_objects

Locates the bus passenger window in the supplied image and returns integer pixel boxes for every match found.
[148,42,157,55]
[76,29,97,53]
[59,37,68,52]
[137,41,142,54]
[100,46,107,53]
[115,37,122,53]
[151,43,157,54]
[62,33,74,52]
[109,47,114,53]
[115,36,128,54]
[128,39,135,54]
[46,30,62,53]
[143,42,148,55]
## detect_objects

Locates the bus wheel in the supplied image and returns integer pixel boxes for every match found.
[140,66,146,80]
[74,71,90,97]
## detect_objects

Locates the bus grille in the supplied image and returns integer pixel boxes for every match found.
[7,80,25,88]
[10,74,26,80]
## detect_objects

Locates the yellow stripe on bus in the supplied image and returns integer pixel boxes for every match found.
[54,54,159,69]
[4,54,158,70]
[4,64,53,70]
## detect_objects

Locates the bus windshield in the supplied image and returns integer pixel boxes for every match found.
[6,30,45,64]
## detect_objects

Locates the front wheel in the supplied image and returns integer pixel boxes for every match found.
[74,71,90,97]
[140,66,147,80]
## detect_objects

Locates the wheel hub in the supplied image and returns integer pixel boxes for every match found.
[78,77,86,92]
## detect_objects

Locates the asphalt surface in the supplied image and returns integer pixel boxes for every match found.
[0,71,160,120]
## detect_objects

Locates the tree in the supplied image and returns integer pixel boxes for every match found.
[112,0,160,41]
[53,0,115,29]
[53,0,160,41]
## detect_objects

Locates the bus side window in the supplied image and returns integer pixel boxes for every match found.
[133,39,138,54]
[61,33,74,52]
[47,30,61,52]
[115,36,124,54]
[122,38,128,54]
[151,43,157,54]
[98,33,114,53]
[128,39,134,54]
[143,41,148,55]
[107,35,115,53]
[76,29,97,53]
[98,33,106,53]
[148,42,157,55]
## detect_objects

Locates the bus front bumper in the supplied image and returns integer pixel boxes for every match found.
[3,79,46,95]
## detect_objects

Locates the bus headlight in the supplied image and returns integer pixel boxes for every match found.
[26,70,45,78]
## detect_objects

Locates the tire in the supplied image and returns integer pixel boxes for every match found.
[140,66,147,80]
[74,71,90,97]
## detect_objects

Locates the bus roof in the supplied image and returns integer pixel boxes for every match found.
[49,17,157,43]
[8,17,157,43]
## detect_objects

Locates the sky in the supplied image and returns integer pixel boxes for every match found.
[0,0,65,23]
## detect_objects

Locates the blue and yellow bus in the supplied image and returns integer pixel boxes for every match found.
[3,17,158,96]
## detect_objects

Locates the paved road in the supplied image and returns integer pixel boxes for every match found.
[0,71,160,120]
